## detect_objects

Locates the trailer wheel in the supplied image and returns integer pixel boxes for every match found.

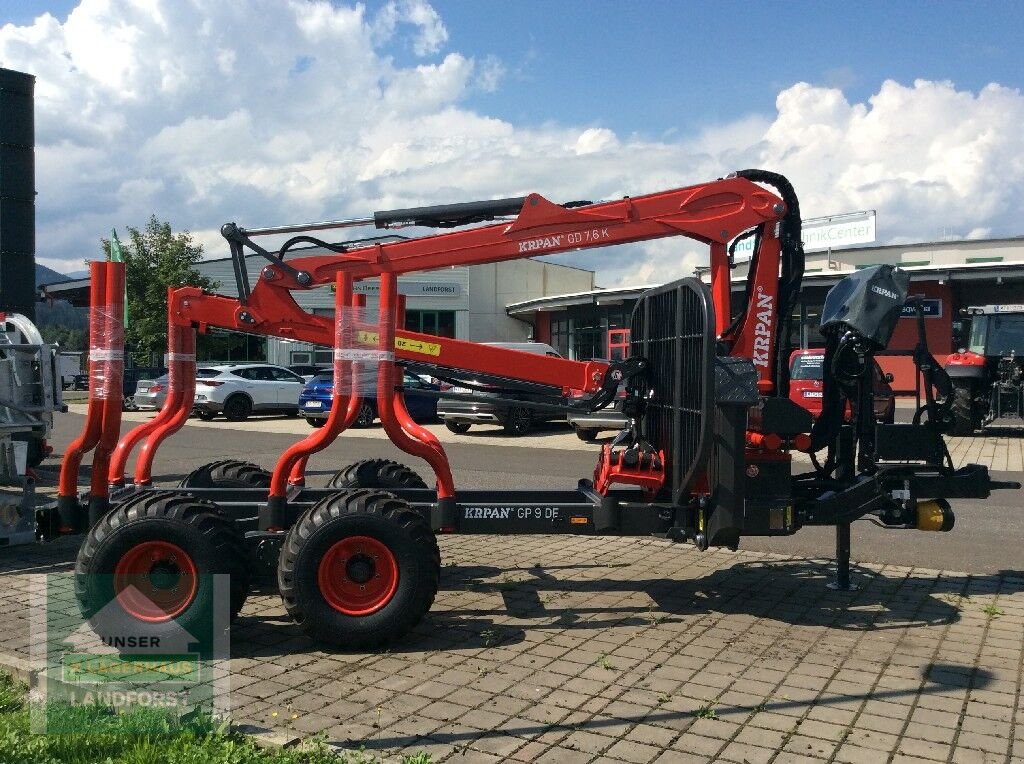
[951,383,980,436]
[179,459,272,489]
[195,410,216,421]
[445,421,471,434]
[327,459,428,490]
[306,418,326,428]
[75,491,250,641]
[502,406,533,436]
[278,489,439,648]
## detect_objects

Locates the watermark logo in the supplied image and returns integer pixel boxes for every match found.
[31,574,230,734]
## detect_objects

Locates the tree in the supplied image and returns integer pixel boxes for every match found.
[40,324,88,351]
[101,216,216,365]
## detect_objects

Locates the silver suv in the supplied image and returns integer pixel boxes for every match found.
[192,364,306,421]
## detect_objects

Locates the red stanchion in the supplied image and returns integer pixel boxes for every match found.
[272,273,361,496]
[88,260,126,512]
[133,327,196,485]
[57,261,109,530]
[108,297,196,486]
[376,273,455,498]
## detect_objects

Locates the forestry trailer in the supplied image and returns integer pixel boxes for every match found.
[40,169,1018,647]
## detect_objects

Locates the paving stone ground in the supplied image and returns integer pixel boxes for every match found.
[1,533,1022,763]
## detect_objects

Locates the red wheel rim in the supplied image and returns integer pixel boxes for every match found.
[113,541,198,623]
[317,536,398,616]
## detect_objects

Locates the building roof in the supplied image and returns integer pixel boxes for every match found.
[815,233,1024,255]
[506,284,659,315]
[796,259,1024,289]
[506,258,1024,316]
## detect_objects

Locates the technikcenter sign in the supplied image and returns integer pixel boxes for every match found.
[731,210,876,255]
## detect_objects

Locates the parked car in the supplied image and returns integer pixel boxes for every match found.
[436,342,566,436]
[789,349,896,423]
[288,364,327,382]
[73,366,166,409]
[137,368,246,414]
[566,384,629,441]
[133,374,169,411]
[298,369,440,427]
[192,363,306,421]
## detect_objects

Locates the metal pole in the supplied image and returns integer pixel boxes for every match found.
[242,217,375,237]
[829,424,857,591]
[834,522,852,590]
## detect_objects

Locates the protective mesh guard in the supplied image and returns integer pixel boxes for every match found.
[629,278,715,505]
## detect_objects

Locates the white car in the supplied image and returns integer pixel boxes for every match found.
[192,364,306,421]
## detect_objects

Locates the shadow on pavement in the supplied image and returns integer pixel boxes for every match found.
[231,609,527,657]
[338,662,997,753]
[427,559,1024,633]
[228,559,1023,662]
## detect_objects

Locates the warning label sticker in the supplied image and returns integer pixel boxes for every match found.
[355,331,441,357]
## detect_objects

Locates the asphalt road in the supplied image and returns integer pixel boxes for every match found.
[40,412,1024,576]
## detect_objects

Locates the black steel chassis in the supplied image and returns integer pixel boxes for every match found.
[68,451,1003,589]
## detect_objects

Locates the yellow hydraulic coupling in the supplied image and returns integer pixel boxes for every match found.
[916,499,955,532]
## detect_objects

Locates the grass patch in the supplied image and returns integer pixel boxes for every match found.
[0,672,428,764]
[479,629,500,647]
[982,605,1003,618]
[694,702,718,720]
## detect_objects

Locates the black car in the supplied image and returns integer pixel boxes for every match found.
[288,364,328,381]
[436,342,566,436]
[566,385,628,441]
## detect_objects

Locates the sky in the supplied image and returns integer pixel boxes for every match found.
[2,0,1024,287]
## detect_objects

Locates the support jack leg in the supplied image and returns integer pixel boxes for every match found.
[827,521,857,591]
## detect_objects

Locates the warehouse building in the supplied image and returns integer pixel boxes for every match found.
[39,251,594,365]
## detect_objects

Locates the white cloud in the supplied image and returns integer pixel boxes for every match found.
[758,80,1024,244]
[4,3,1023,290]
[474,55,504,93]
[574,127,619,156]
[368,0,447,56]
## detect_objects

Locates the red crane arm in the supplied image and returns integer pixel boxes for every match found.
[170,287,610,392]
[170,175,787,393]
[259,177,783,285]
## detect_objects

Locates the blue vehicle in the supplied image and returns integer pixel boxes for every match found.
[298,369,440,428]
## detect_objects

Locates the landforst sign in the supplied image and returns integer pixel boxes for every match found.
[351,281,462,297]
[31,574,231,734]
